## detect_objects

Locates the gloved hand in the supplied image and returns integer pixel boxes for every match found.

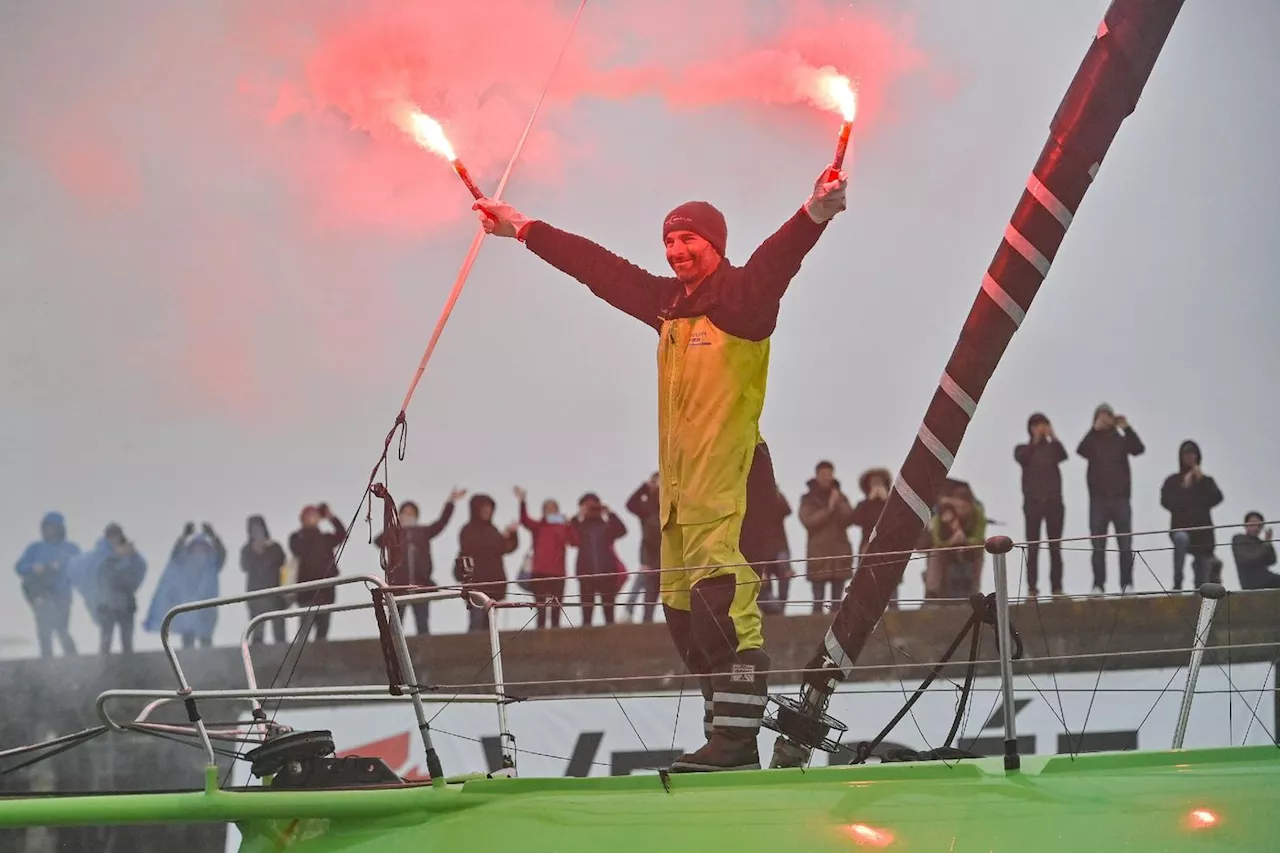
[804,170,848,224]
[473,198,532,239]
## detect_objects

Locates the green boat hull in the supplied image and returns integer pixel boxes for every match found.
[3,746,1275,851]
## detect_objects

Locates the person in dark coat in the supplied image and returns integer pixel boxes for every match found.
[516,487,570,629]
[289,504,346,641]
[455,494,518,632]
[376,490,465,635]
[798,461,857,613]
[91,524,146,654]
[1232,512,1279,590]
[143,524,225,648]
[1014,413,1068,597]
[1160,440,1225,590]
[850,468,891,605]
[241,516,288,645]
[14,511,81,658]
[567,493,628,626]
[624,473,663,623]
[1077,403,1145,593]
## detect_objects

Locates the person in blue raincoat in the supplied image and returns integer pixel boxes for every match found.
[14,511,81,658]
[144,522,226,648]
[74,524,147,654]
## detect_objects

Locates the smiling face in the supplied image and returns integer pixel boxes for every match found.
[664,230,720,284]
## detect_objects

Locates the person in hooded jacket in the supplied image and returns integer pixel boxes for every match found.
[799,461,858,614]
[1160,440,1225,590]
[1014,413,1068,597]
[14,511,81,657]
[289,504,346,641]
[455,494,518,632]
[144,523,226,648]
[241,516,288,645]
[86,523,147,654]
[1232,512,1279,590]
[376,490,466,636]
[567,493,628,626]
[850,468,891,605]
[516,487,571,629]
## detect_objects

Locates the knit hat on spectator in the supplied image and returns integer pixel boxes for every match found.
[663,201,727,258]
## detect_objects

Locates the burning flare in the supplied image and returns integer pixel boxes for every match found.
[391,104,485,201]
[823,72,858,123]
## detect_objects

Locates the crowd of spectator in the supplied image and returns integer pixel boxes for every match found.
[13,404,1278,658]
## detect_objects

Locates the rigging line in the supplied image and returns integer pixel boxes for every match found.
[396,0,589,415]
[1023,548,1073,759]
[426,606,542,727]
[0,728,107,779]
[429,725,614,772]
[1067,588,1130,756]
[1131,666,1186,740]
[1228,590,1234,745]
[1241,657,1277,745]
[1134,550,1278,744]
[551,596,654,761]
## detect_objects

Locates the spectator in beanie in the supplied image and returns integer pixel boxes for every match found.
[624,473,663,623]
[1014,413,1068,597]
[455,494,518,632]
[799,461,858,613]
[1160,440,1224,590]
[14,511,80,658]
[289,504,346,641]
[376,490,466,635]
[516,486,571,628]
[241,515,288,645]
[1232,512,1279,590]
[1077,403,1144,594]
[568,493,628,626]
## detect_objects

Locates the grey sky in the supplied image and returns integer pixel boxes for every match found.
[2,0,1277,657]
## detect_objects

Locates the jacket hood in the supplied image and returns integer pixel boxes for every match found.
[1178,440,1202,472]
[858,468,892,496]
[40,511,66,542]
[246,514,271,540]
[1026,412,1049,436]
[468,494,495,520]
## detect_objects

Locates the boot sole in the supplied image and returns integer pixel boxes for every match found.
[668,761,761,773]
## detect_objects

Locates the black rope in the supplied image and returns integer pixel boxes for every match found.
[0,728,108,779]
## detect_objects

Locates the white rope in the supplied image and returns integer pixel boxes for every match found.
[397,0,589,414]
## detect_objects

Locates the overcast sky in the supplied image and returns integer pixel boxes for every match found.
[1,0,1277,658]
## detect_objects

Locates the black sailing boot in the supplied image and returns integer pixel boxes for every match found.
[670,650,768,772]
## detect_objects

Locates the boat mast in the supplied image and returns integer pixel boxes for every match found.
[770,0,1186,766]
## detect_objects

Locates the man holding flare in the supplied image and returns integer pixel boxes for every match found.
[473,168,848,772]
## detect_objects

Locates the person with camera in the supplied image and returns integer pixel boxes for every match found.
[799,461,858,614]
[1014,413,1068,598]
[144,522,225,648]
[289,503,346,641]
[1160,440,1224,590]
[921,480,987,604]
[14,511,81,658]
[1077,403,1145,594]
[1231,512,1279,590]
[567,493,628,626]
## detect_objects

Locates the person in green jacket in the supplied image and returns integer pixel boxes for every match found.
[473,169,847,772]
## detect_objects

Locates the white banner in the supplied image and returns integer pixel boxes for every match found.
[225,662,1274,850]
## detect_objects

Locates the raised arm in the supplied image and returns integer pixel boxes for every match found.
[737,171,845,308]
[473,198,666,329]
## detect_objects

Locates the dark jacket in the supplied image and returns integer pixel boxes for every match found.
[241,516,287,592]
[1160,441,1223,556]
[376,501,454,587]
[626,483,662,569]
[798,478,857,581]
[97,546,147,615]
[289,517,346,606]
[519,502,570,579]
[1231,533,1279,590]
[1077,426,1145,499]
[1015,438,1068,505]
[568,512,627,580]
[455,495,517,601]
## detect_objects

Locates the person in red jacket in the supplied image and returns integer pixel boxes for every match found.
[516,486,571,628]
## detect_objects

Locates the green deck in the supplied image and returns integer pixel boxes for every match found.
[2,745,1277,850]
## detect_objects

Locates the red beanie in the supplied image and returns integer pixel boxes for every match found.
[663,201,727,258]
